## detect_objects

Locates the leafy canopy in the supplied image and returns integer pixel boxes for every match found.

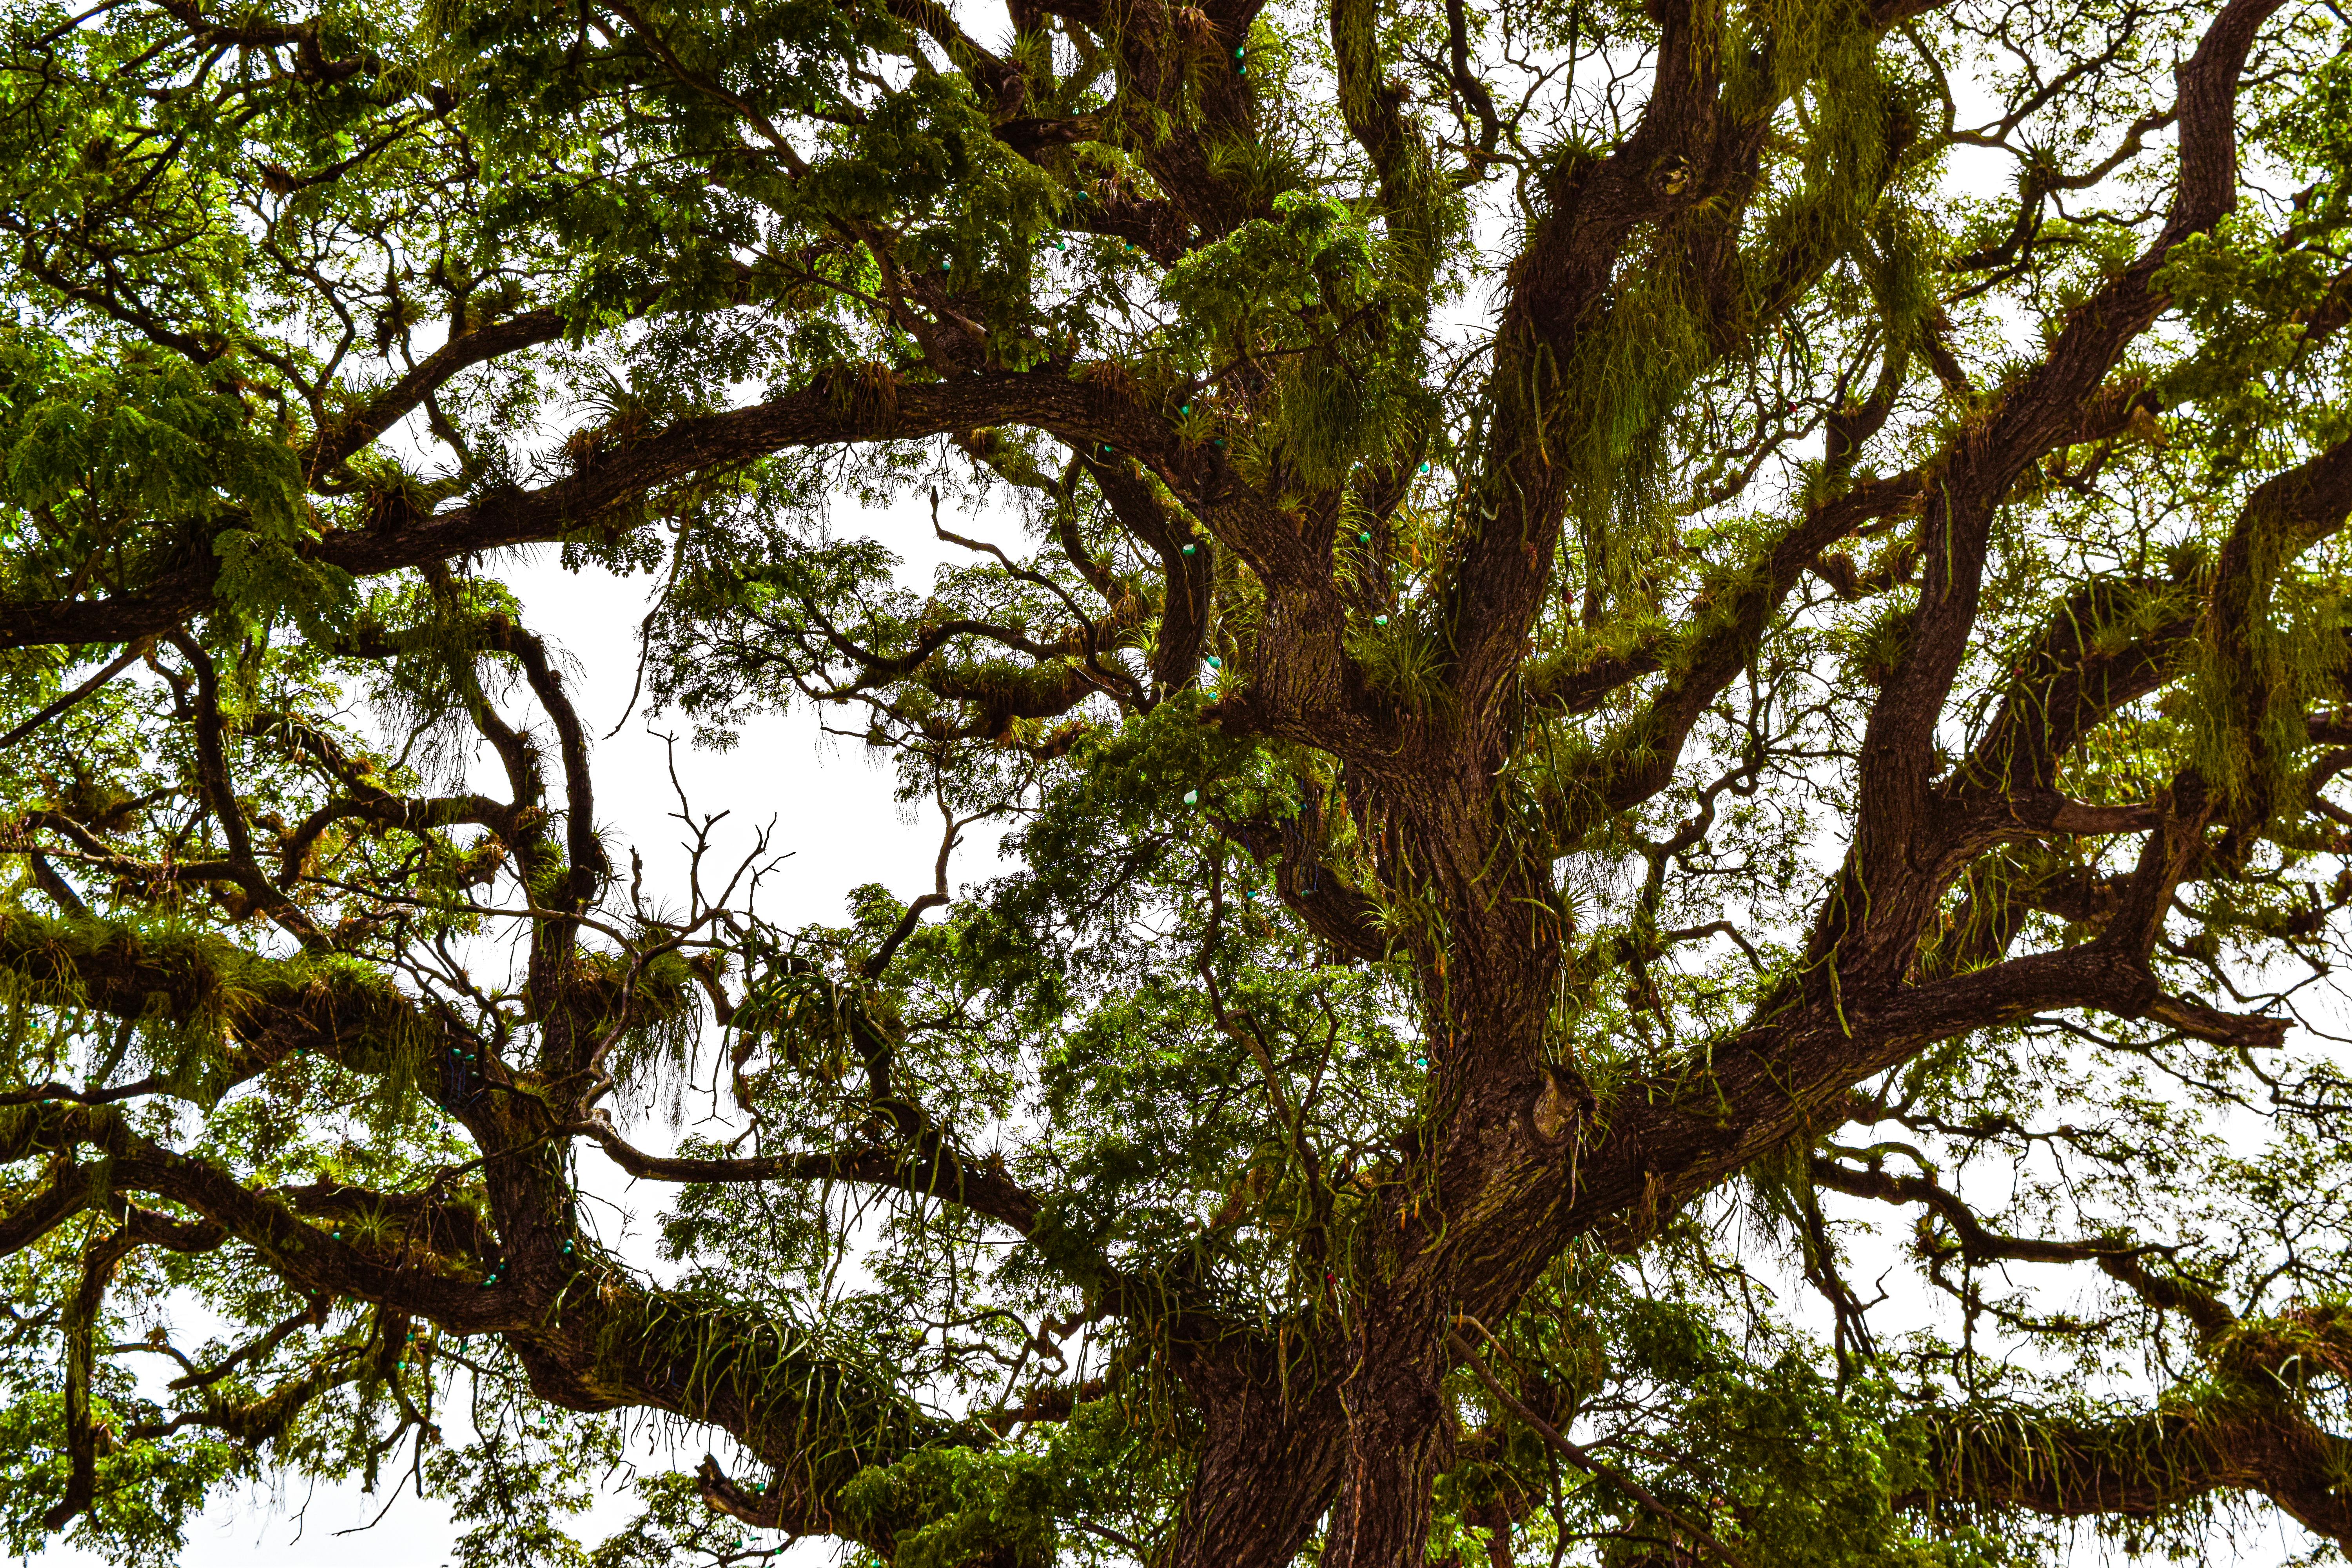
[4,0,2352,1562]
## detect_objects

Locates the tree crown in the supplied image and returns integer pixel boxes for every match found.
[4,0,2352,1561]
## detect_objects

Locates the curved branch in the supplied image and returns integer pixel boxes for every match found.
[572,1114,1044,1238]
[0,368,1210,651]
[1918,1393,2352,1547]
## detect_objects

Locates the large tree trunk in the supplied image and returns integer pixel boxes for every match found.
[1164,1346,1349,1568]
[1326,1303,1452,1568]
[1314,786,1571,1568]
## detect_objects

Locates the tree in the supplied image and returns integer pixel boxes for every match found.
[3,0,2352,1558]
